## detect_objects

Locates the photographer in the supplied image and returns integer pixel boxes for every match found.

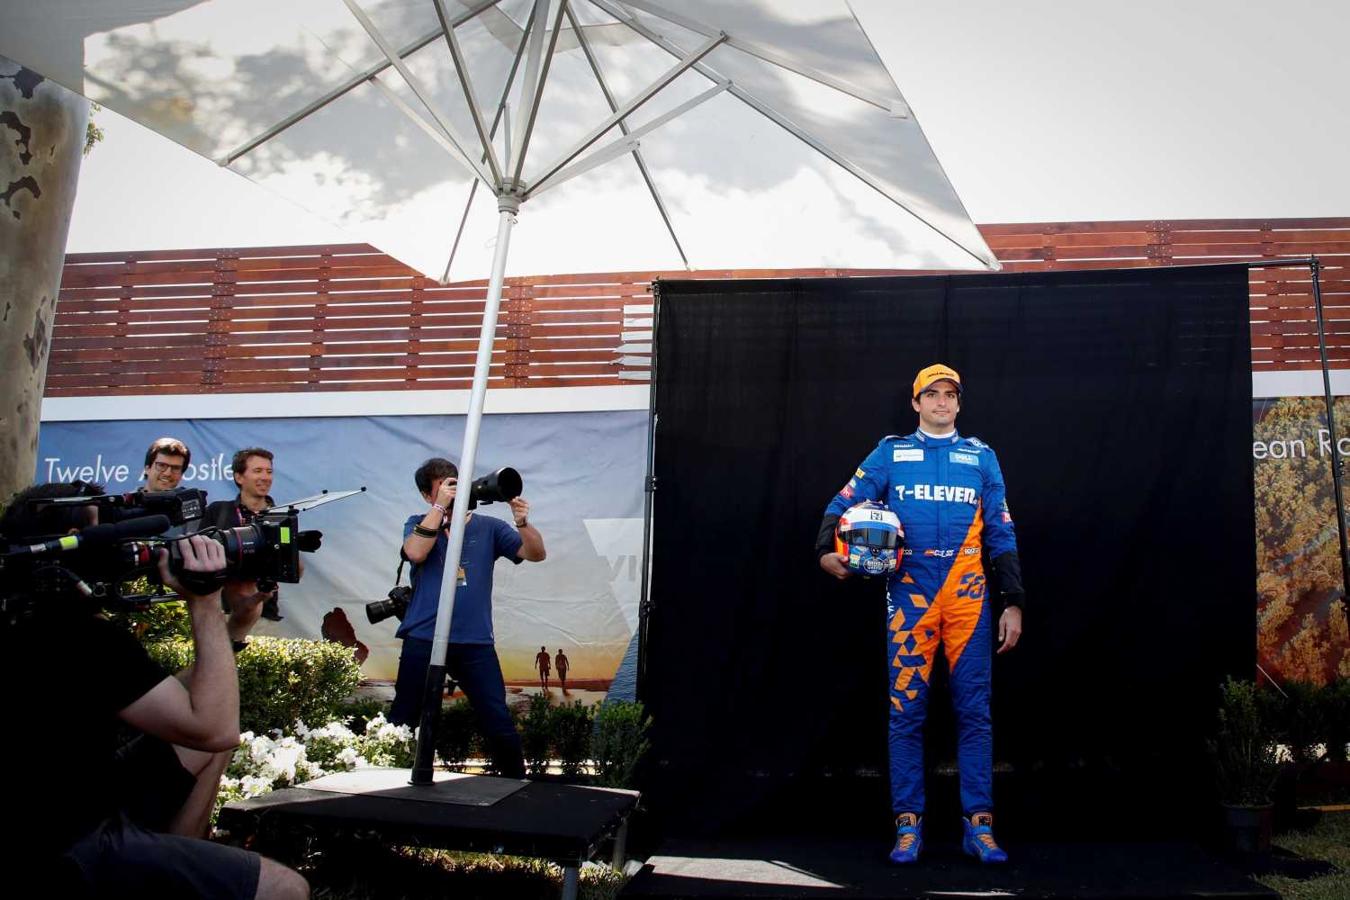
[389,458,545,778]
[0,482,308,899]
[203,448,291,621]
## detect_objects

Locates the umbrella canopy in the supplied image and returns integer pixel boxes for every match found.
[2,0,997,278]
[2,0,998,781]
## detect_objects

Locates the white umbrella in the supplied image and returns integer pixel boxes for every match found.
[1,0,999,779]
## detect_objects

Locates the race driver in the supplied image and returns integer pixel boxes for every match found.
[816,363,1025,865]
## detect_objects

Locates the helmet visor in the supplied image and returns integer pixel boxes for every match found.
[847,525,899,550]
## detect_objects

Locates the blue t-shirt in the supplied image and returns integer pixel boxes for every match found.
[398,513,524,643]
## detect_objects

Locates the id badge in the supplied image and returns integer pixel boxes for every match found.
[457,566,467,588]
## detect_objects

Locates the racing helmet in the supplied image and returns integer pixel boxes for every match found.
[834,501,904,576]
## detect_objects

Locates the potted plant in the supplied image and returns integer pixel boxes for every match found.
[1210,677,1280,855]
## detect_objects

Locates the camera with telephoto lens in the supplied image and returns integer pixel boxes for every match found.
[362,467,522,626]
[1,484,332,619]
[467,467,522,509]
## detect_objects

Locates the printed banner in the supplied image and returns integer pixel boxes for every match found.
[34,412,648,697]
[1253,397,1350,684]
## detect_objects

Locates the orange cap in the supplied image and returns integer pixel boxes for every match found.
[912,363,962,399]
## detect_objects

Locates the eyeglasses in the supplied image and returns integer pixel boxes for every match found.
[152,461,184,473]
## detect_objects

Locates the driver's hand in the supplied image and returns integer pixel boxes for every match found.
[819,552,851,580]
[997,605,1023,654]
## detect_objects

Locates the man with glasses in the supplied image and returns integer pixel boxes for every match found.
[142,437,190,491]
[139,437,199,538]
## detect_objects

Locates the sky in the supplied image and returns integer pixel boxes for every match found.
[62,0,1350,258]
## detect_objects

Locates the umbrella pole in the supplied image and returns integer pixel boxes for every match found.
[411,198,519,785]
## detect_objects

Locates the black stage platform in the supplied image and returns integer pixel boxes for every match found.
[621,835,1279,899]
[220,769,639,900]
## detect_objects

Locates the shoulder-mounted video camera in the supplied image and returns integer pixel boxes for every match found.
[1,486,362,620]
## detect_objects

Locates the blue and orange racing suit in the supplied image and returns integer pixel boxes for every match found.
[820,429,1024,816]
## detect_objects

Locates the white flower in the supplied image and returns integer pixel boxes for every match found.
[268,743,305,784]
[371,721,413,742]
[247,734,277,764]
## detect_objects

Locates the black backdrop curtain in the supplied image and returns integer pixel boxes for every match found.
[643,265,1256,838]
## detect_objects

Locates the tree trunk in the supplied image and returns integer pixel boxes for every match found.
[0,55,87,503]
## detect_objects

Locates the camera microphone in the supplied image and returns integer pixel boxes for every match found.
[6,515,171,558]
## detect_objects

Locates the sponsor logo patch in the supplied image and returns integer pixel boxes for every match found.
[950,451,979,466]
[895,484,978,504]
[840,483,855,499]
[894,448,924,462]
[855,468,866,478]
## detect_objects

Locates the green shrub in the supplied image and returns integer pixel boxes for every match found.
[338,696,390,734]
[520,693,553,776]
[1323,678,1350,763]
[145,639,193,672]
[1274,680,1325,764]
[435,699,480,771]
[1211,677,1280,806]
[552,701,593,778]
[108,592,191,642]
[591,699,651,789]
[146,636,362,734]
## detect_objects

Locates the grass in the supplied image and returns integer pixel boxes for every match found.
[295,842,628,900]
[1256,810,1349,900]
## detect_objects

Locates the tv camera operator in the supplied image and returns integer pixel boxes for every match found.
[377,458,544,778]
[203,448,294,621]
[0,481,309,899]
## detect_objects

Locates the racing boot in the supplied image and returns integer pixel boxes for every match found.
[888,812,923,864]
[962,812,1008,864]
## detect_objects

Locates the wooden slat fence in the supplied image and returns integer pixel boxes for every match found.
[48,218,1349,397]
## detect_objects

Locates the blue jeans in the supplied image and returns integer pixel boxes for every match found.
[390,638,525,777]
